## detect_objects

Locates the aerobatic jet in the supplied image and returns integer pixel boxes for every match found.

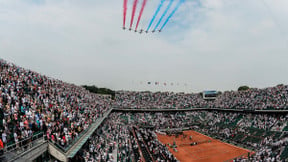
[123,27,126,30]
[139,29,144,34]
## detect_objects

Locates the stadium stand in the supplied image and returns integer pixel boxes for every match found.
[1,58,288,161]
[73,111,288,161]
[114,85,288,110]
[0,59,112,161]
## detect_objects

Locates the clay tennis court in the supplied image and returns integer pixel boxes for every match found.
[157,130,254,162]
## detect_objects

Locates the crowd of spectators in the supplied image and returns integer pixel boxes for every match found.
[114,91,207,109]
[75,113,178,162]
[134,127,178,162]
[0,59,111,150]
[1,58,288,162]
[114,84,288,110]
[212,85,288,109]
[75,111,288,161]
[76,114,121,162]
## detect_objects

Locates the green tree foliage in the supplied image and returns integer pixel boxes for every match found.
[82,85,115,99]
[238,86,250,91]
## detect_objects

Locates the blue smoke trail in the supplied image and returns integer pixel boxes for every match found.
[153,0,174,31]
[160,0,184,31]
[146,0,165,32]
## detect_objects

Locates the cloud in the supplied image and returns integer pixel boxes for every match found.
[0,0,287,92]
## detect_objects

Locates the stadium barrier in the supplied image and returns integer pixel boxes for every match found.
[3,132,47,162]
[5,132,44,153]
[113,107,288,114]
[51,123,92,152]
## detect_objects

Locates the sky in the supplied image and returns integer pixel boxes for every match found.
[0,0,288,93]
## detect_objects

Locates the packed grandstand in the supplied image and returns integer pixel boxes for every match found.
[0,58,288,162]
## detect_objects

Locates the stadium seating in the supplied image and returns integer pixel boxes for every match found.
[0,59,111,152]
[1,59,288,161]
[115,84,288,110]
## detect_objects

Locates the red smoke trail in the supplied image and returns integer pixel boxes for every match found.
[130,0,139,29]
[135,0,147,31]
[123,0,128,28]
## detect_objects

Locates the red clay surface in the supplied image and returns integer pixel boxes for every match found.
[157,130,253,162]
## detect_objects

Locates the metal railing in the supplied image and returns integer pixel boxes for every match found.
[113,107,288,113]
[50,122,95,152]
[5,132,45,153]
[51,110,112,153]
[2,132,45,162]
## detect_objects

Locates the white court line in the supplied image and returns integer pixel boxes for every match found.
[192,131,254,153]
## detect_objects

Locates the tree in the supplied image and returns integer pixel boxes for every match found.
[238,86,250,91]
[82,85,115,99]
